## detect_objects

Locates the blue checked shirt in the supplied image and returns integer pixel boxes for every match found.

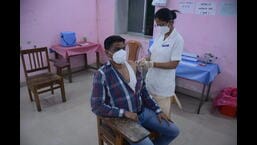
[91,61,162,117]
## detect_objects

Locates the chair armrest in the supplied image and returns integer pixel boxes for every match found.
[101,117,150,143]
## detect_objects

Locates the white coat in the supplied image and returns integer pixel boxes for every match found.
[146,28,184,97]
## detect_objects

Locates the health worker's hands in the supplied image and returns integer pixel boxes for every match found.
[136,58,154,68]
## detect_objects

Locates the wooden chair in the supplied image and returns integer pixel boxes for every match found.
[20,47,66,112]
[97,116,159,145]
[126,40,142,61]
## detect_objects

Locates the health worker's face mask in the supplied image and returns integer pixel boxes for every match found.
[157,26,170,35]
[112,49,127,64]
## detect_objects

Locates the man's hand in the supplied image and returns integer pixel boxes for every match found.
[124,111,139,122]
[157,112,173,125]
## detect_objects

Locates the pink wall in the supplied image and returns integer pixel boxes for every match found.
[118,0,237,97]
[20,0,99,83]
[20,0,237,98]
[163,0,237,97]
[96,0,115,48]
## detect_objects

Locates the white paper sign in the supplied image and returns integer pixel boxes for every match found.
[195,2,216,15]
[220,2,237,16]
[152,0,167,6]
[179,1,195,14]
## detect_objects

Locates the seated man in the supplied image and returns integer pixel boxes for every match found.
[90,35,179,145]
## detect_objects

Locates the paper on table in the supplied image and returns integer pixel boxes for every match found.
[182,52,199,58]
[182,56,198,62]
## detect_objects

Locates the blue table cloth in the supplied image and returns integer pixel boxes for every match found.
[176,60,221,85]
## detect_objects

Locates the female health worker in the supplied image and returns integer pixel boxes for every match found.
[139,8,184,117]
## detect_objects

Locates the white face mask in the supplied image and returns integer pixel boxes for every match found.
[157,26,170,35]
[112,49,127,64]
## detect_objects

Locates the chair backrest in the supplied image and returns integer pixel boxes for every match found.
[20,47,51,79]
[126,40,141,61]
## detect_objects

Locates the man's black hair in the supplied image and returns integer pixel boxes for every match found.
[154,8,180,22]
[104,35,125,50]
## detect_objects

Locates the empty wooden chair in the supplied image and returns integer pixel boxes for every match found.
[20,47,66,111]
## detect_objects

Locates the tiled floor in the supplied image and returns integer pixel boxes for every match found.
[20,70,237,145]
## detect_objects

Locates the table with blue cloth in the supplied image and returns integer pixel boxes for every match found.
[176,60,221,114]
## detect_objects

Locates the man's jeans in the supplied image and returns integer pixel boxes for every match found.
[128,108,179,145]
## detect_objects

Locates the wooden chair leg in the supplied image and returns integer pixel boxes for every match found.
[97,118,104,145]
[27,87,33,102]
[67,65,72,83]
[115,133,124,145]
[51,85,54,94]
[32,89,41,112]
[173,94,182,109]
[60,80,66,102]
